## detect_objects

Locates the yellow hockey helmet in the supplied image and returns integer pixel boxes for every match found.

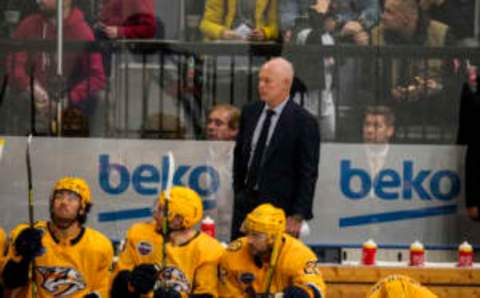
[53,177,91,208]
[241,204,286,240]
[158,186,203,229]
[368,275,438,298]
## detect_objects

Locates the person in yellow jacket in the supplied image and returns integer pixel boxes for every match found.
[2,177,114,298]
[200,0,278,41]
[367,274,438,298]
[110,186,225,298]
[219,203,326,298]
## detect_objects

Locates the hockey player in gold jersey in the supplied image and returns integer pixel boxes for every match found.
[110,186,224,298]
[219,204,326,298]
[367,275,438,298]
[2,177,114,298]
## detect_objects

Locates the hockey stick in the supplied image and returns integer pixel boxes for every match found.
[26,135,34,227]
[26,135,38,298]
[161,151,175,269]
[263,233,283,297]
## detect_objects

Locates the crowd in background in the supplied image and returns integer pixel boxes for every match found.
[0,0,477,141]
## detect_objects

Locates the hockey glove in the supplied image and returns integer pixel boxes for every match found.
[283,286,310,298]
[130,264,159,294]
[14,227,43,260]
[153,287,181,298]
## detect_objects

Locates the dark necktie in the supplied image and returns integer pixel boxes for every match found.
[246,109,275,189]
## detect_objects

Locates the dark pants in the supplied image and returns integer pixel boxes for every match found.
[230,188,259,241]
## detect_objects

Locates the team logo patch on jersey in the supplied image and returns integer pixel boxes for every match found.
[137,241,153,255]
[157,266,191,293]
[227,239,242,251]
[36,266,86,296]
[304,260,322,275]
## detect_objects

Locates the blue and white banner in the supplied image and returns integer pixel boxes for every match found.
[303,144,476,248]
[0,137,234,242]
[0,137,477,247]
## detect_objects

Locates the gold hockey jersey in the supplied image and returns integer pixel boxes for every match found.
[114,221,225,297]
[219,234,326,298]
[5,221,113,298]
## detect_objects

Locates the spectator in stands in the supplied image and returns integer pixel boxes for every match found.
[206,104,240,141]
[96,0,157,40]
[370,0,454,103]
[278,0,310,42]
[3,0,106,135]
[289,0,337,140]
[94,0,157,79]
[334,0,379,45]
[420,0,475,43]
[200,0,279,41]
[367,274,438,298]
[281,0,379,45]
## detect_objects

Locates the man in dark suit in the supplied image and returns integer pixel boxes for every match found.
[231,57,321,240]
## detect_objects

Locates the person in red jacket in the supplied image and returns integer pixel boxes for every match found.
[5,0,106,134]
[97,0,157,39]
[94,0,157,79]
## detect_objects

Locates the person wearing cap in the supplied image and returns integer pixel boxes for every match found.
[218,203,326,298]
[2,177,114,297]
[110,186,225,298]
[367,274,438,298]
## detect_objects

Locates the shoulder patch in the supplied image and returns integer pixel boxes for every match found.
[227,239,242,252]
[304,260,322,275]
[136,241,153,256]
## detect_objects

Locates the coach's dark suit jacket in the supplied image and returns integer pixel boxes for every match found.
[231,99,321,239]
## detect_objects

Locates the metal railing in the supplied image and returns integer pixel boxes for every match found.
[1,39,479,143]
